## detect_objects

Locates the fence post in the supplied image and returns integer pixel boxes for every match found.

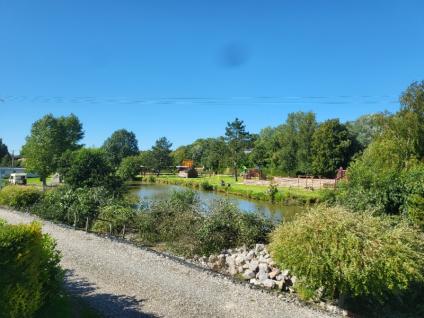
[73,213,77,230]
[109,223,112,235]
[85,217,89,233]
[122,224,126,239]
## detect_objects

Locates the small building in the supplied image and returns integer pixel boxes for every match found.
[0,167,37,180]
[176,160,198,178]
[9,173,27,185]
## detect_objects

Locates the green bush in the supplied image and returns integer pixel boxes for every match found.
[0,185,43,211]
[0,221,62,318]
[137,190,203,255]
[116,155,143,181]
[148,175,156,183]
[269,205,424,304]
[32,186,111,227]
[195,200,274,255]
[92,201,137,235]
[200,181,213,191]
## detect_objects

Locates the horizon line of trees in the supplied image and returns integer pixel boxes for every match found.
[2,81,423,185]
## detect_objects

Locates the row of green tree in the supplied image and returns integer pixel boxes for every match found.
[171,111,386,178]
[2,81,423,185]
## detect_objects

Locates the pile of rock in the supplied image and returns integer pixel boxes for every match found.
[194,244,296,291]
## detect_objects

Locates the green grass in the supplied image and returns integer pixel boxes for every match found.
[27,177,53,185]
[142,174,329,205]
[35,291,100,318]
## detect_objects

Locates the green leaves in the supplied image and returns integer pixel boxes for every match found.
[102,129,139,167]
[21,114,84,185]
[269,206,424,303]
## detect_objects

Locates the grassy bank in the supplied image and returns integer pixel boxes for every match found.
[142,175,329,205]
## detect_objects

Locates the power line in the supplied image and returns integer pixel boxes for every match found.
[0,94,399,106]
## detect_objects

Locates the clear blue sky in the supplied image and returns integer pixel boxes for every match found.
[1,0,423,153]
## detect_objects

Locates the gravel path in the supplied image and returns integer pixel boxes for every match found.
[0,208,337,318]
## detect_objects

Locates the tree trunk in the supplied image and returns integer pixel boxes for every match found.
[234,166,238,182]
[41,177,47,191]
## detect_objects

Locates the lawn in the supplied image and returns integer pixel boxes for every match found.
[27,177,53,185]
[147,174,330,204]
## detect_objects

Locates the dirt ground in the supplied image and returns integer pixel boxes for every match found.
[243,176,336,189]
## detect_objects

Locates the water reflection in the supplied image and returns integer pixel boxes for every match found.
[130,184,304,223]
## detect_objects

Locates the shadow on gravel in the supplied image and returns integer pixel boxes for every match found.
[64,270,158,318]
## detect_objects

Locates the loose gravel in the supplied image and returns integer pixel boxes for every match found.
[0,208,338,318]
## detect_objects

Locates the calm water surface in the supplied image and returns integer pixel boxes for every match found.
[130,183,305,222]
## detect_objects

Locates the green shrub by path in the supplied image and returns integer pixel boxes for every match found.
[92,201,137,235]
[0,185,43,211]
[196,199,274,255]
[137,190,204,255]
[32,186,113,227]
[269,205,424,306]
[0,221,62,318]
[136,189,274,256]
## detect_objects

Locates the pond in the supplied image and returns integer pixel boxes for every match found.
[130,183,305,222]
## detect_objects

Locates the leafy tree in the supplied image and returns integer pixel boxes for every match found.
[139,150,155,173]
[171,145,192,166]
[58,148,121,191]
[201,138,228,174]
[151,137,173,175]
[338,82,424,218]
[116,155,143,180]
[225,118,251,181]
[21,114,84,187]
[311,119,358,177]
[346,113,389,149]
[0,138,9,164]
[102,129,139,167]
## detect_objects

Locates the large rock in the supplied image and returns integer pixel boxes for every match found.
[235,255,245,266]
[246,250,256,261]
[263,279,276,289]
[225,255,235,267]
[258,263,269,273]
[248,260,259,272]
[228,264,238,276]
[257,270,268,282]
[242,269,256,280]
[269,268,281,279]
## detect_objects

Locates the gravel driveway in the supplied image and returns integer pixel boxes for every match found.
[0,208,337,318]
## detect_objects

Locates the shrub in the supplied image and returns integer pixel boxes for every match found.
[269,205,424,304]
[92,201,137,235]
[187,167,198,178]
[0,185,42,211]
[32,186,111,227]
[0,221,62,318]
[137,190,204,255]
[200,181,213,191]
[195,200,274,255]
[148,175,156,183]
[116,155,143,181]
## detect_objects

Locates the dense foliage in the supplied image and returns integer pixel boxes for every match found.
[32,186,113,227]
[102,129,139,167]
[138,190,273,256]
[311,119,359,177]
[150,137,173,174]
[0,185,42,211]
[0,221,62,318]
[116,155,143,180]
[58,148,123,192]
[21,114,83,186]
[269,206,424,305]
[338,81,424,226]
